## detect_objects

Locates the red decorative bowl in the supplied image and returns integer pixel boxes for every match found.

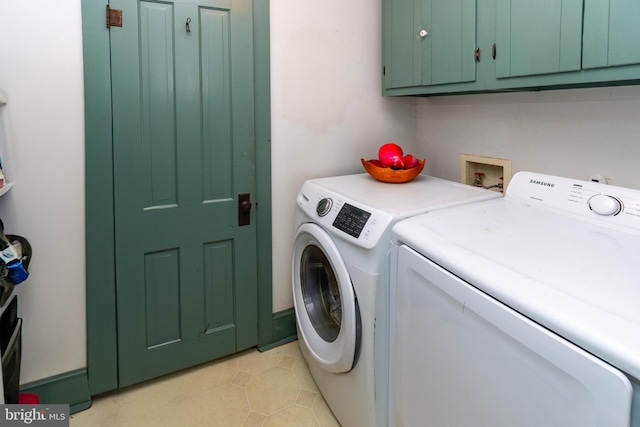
[361,158,425,183]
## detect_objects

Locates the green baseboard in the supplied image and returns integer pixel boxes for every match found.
[258,308,297,351]
[20,368,91,414]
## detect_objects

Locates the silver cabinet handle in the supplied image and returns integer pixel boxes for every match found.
[419,29,429,38]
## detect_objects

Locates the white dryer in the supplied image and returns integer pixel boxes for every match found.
[390,172,640,427]
[292,173,500,427]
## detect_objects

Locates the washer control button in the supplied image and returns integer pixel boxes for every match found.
[589,194,622,216]
[316,198,333,217]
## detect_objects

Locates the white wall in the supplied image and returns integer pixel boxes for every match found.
[0,0,86,384]
[269,1,416,312]
[416,86,640,189]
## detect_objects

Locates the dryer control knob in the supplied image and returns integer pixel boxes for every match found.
[316,198,333,217]
[588,194,622,216]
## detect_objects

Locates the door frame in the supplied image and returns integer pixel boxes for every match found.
[81,0,277,395]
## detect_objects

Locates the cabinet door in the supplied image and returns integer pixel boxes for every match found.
[583,0,640,69]
[495,0,583,78]
[384,0,417,89]
[384,0,476,89]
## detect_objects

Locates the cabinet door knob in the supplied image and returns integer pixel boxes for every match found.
[419,29,429,38]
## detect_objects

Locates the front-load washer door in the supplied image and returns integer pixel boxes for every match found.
[293,223,360,373]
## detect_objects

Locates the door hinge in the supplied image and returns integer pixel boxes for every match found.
[383,66,386,76]
[106,5,123,28]
[474,47,481,62]
[492,43,497,60]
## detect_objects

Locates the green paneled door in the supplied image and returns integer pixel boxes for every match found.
[110,0,257,387]
[583,0,640,69]
[495,0,583,78]
[384,0,476,89]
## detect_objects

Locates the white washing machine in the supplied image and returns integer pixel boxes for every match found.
[292,173,500,427]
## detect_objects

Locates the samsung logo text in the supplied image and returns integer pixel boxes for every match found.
[530,179,555,188]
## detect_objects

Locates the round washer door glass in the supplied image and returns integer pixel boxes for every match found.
[300,244,342,342]
[293,223,359,373]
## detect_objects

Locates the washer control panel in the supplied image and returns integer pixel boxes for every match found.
[297,182,393,249]
[508,172,640,232]
[332,202,371,238]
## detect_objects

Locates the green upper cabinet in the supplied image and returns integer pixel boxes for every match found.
[583,0,640,69]
[383,0,640,96]
[383,0,478,91]
[495,0,583,78]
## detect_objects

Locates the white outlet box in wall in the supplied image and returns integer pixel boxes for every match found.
[460,154,512,193]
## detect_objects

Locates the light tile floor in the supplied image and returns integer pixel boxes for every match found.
[70,341,340,426]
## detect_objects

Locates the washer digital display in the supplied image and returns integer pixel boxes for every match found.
[333,203,371,238]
